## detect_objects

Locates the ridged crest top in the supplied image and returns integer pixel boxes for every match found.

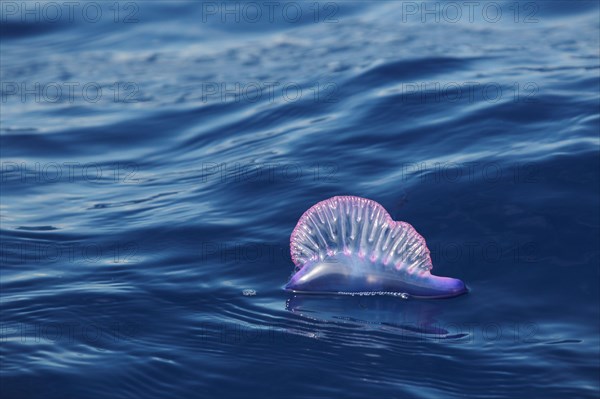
[290,196,433,273]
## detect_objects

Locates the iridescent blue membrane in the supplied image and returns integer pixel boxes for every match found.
[286,196,467,298]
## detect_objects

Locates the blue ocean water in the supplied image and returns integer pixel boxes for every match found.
[1,1,599,398]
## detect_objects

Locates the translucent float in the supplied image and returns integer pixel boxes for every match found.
[285,196,467,298]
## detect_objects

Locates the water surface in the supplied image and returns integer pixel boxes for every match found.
[1,1,599,398]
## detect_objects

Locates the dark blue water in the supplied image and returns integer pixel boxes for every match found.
[1,1,599,398]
